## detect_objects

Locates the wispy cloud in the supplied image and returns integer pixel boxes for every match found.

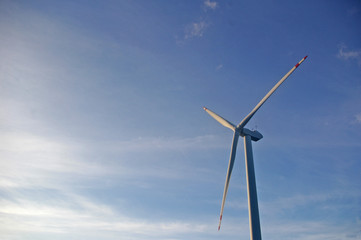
[259,191,361,240]
[0,130,225,190]
[0,131,112,190]
[216,64,223,71]
[0,193,214,239]
[109,134,225,153]
[262,219,360,240]
[182,1,219,40]
[355,113,361,124]
[0,130,225,239]
[204,0,218,10]
[337,44,361,65]
[184,20,208,39]
[347,7,360,16]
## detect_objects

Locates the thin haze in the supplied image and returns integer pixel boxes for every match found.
[1,1,360,240]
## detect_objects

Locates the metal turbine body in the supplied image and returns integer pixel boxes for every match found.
[203,56,308,240]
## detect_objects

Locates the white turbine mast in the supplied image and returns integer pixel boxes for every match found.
[203,56,308,240]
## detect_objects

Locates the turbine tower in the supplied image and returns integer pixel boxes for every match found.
[203,56,308,240]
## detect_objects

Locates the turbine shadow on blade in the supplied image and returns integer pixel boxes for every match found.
[203,56,308,239]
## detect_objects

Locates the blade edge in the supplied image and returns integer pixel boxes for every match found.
[218,131,240,230]
[203,107,236,131]
[237,56,308,129]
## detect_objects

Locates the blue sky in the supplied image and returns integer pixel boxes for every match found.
[1,0,360,239]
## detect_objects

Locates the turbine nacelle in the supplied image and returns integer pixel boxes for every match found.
[240,128,263,141]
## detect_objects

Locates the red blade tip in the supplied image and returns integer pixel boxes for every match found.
[218,214,222,231]
[203,107,207,110]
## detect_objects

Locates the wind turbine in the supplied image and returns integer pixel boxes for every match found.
[203,56,308,240]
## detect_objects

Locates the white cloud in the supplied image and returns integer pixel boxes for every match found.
[347,7,360,16]
[109,134,226,153]
[337,44,361,65]
[262,220,360,240]
[185,21,208,39]
[0,130,223,191]
[216,64,223,70]
[182,0,218,40]
[0,130,222,239]
[0,131,111,190]
[338,47,361,59]
[204,0,218,10]
[355,113,361,124]
[0,194,224,239]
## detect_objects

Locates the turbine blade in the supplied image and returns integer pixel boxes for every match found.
[237,56,308,129]
[218,131,240,230]
[203,107,236,131]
